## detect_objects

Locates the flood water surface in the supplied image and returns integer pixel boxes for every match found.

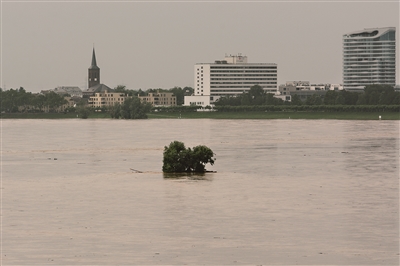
[2,119,399,265]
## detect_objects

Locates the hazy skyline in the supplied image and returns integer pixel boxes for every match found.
[1,0,399,93]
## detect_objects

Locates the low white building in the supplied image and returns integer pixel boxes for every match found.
[183,95,211,107]
[279,81,343,95]
[328,84,343,91]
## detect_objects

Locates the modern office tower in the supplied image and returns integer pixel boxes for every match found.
[343,27,396,91]
[194,54,277,102]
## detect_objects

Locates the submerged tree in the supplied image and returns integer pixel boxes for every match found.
[162,141,215,173]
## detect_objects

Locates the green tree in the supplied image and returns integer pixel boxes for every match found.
[169,87,185,105]
[162,141,188,173]
[291,94,303,105]
[364,84,395,104]
[335,94,345,105]
[32,94,46,112]
[356,93,366,105]
[265,93,274,105]
[324,91,338,105]
[45,91,67,112]
[109,103,122,118]
[249,85,266,105]
[77,106,90,119]
[240,93,251,105]
[306,94,322,105]
[341,90,359,105]
[114,85,126,92]
[119,96,152,119]
[215,96,242,106]
[191,145,216,172]
[162,141,215,173]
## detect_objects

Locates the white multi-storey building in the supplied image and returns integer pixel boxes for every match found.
[343,27,396,91]
[187,54,277,105]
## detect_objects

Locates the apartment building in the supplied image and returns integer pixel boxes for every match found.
[139,91,177,106]
[88,90,127,108]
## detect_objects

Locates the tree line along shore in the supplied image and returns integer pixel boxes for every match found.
[1,84,399,120]
[2,110,399,120]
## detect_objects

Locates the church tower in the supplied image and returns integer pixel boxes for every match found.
[88,48,100,88]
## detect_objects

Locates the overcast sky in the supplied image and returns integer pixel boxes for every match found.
[1,0,399,93]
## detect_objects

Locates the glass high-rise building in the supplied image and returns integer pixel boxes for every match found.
[343,27,396,91]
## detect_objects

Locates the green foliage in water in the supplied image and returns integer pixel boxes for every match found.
[162,141,215,173]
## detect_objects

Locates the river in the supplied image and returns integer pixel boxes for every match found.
[2,119,399,265]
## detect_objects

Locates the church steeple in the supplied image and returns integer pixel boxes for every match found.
[90,48,99,69]
[88,47,100,88]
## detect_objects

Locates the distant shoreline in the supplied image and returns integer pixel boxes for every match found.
[1,111,399,120]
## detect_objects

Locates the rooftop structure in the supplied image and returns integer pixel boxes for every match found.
[53,86,83,97]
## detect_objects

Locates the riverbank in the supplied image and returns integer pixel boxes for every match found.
[2,111,398,120]
[148,111,399,120]
[0,113,110,119]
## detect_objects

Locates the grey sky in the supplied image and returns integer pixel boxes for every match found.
[1,0,399,93]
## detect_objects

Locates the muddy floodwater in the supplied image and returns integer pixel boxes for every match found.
[2,119,399,265]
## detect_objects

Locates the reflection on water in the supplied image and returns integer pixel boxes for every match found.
[2,119,399,265]
[163,172,213,181]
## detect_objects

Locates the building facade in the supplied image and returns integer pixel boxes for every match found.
[88,90,127,108]
[278,81,343,96]
[343,27,396,91]
[139,91,177,106]
[193,54,277,103]
[183,95,211,107]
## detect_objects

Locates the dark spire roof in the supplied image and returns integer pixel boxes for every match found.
[89,48,99,70]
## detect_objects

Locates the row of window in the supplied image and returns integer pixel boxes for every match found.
[210,87,277,93]
[344,59,395,63]
[344,69,396,72]
[344,45,395,49]
[343,39,395,43]
[343,80,395,84]
[89,98,124,102]
[210,66,277,69]
[210,78,277,81]
[344,81,395,85]
[343,51,396,55]
[210,70,277,73]
[210,82,277,85]
[210,74,277,77]
[210,85,277,89]
[344,74,396,77]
